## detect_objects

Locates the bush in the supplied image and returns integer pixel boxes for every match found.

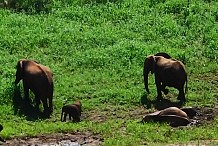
[0,0,53,13]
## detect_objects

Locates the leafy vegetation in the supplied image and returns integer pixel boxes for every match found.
[0,0,218,145]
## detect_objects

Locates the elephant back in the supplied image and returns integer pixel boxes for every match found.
[37,64,53,84]
[158,107,188,119]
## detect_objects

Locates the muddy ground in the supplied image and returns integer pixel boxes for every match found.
[1,104,218,146]
[2,132,102,146]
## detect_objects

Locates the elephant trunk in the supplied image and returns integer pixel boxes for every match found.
[48,81,54,114]
[14,77,20,84]
[15,66,22,85]
[185,75,188,94]
[144,66,150,94]
[14,75,21,84]
[143,55,155,94]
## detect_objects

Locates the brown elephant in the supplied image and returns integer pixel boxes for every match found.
[15,59,54,117]
[61,101,82,122]
[143,55,187,101]
[142,107,191,127]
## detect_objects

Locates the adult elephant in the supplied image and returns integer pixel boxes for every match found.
[15,59,54,117]
[143,55,187,101]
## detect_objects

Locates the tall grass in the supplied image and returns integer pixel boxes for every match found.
[0,0,218,145]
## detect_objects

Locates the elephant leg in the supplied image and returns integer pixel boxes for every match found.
[63,113,67,122]
[41,98,49,116]
[73,114,80,122]
[155,76,163,100]
[177,88,185,101]
[48,97,53,114]
[74,117,80,122]
[69,114,71,121]
[23,83,33,107]
[24,88,29,99]
[23,83,30,101]
[161,84,169,95]
[35,97,41,112]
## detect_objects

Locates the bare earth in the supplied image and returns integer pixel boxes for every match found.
[2,132,102,146]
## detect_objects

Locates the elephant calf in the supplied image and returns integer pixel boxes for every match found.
[61,101,82,122]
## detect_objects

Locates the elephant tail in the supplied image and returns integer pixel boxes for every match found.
[185,76,188,94]
[48,81,54,114]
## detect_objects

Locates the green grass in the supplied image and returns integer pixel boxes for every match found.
[0,0,218,145]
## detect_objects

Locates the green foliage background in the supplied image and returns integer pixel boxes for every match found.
[0,0,218,145]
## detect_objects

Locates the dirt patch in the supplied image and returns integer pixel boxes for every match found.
[2,132,103,146]
[197,74,218,83]
[167,140,218,146]
[83,106,147,123]
[192,106,218,126]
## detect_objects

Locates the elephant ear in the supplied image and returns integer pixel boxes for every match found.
[15,60,24,84]
[33,60,39,64]
[144,55,156,94]
[144,55,156,74]
[16,60,21,70]
[16,60,24,77]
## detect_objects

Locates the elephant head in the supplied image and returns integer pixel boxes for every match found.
[15,59,39,84]
[15,60,24,84]
[143,55,156,94]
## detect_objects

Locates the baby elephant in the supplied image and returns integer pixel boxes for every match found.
[61,101,82,122]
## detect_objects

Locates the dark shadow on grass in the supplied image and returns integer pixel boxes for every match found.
[140,94,185,110]
[13,85,47,121]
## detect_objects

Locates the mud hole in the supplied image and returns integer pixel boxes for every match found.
[192,106,218,125]
[2,132,102,146]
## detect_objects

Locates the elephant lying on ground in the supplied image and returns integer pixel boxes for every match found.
[142,107,198,127]
[142,107,191,127]
[15,59,54,117]
[143,55,188,101]
[61,101,82,122]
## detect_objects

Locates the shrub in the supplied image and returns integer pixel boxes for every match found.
[0,0,53,13]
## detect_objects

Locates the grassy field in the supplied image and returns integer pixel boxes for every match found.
[0,0,218,145]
